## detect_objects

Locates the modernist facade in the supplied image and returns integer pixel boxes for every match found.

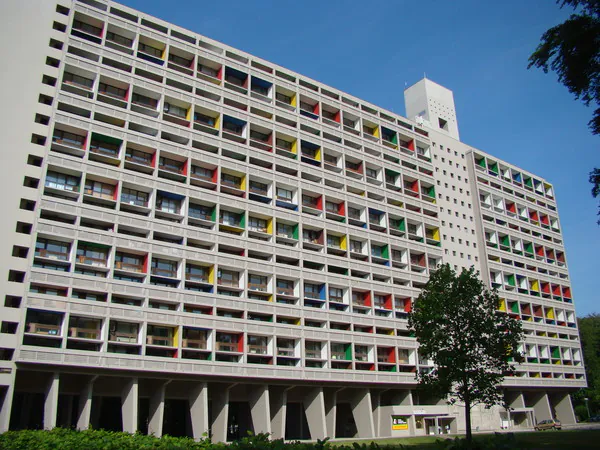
[0,0,584,440]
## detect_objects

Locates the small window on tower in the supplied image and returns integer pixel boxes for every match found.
[438,118,448,131]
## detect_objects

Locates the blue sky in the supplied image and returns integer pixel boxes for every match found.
[120,0,598,316]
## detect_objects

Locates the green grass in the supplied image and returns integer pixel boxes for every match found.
[331,429,600,449]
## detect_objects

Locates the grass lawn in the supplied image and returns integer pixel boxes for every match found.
[331,429,600,449]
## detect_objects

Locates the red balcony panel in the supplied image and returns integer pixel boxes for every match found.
[562,286,571,299]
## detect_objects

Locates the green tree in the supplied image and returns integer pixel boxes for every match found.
[408,264,524,445]
[573,314,600,418]
[528,1,600,222]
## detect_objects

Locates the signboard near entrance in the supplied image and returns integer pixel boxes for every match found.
[392,415,409,430]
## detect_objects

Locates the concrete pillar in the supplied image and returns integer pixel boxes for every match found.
[506,391,525,409]
[303,387,327,440]
[76,377,96,430]
[351,388,375,438]
[0,377,15,433]
[148,382,168,437]
[551,392,576,424]
[121,378,139,433]
[44,373,60,430]
[189,383,209,440]
[324,389,338,439]
[530,391,552,422]
[249,384,271,435]
[211,385,230,442]
[269,386,288,440]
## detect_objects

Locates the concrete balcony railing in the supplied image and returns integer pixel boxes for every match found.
[331,352,348,360]
[248,283,268,292]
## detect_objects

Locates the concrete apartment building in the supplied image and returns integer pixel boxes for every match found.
[0,0,584,441]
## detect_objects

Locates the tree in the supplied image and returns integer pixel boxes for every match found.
[528,0,600,134]
[572,314,600,419]
[528,1,600,222]
[408,264,524,445]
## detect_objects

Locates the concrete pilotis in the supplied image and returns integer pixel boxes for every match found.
[351,388,375,438]
[76,376,96,430]
[189,383,209,440]
[211,385,230,442]
[43,373,59,430]
[121,378,139,433]
[249,384,271,435]
[148,381,168,437]
[303,387,327,440]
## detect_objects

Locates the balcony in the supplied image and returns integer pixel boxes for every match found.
[331,352,347,360]
[248,283,268,292]
[355,352,369,362]
[115,261,144,273]
[76,254,107,268]
[26,322,60,336]
[185,272,209,284]
[151,267,178,279]
[276,286,294,296]
[69,327,100,340]
[216,342,239,352]
[248,345,268,355]
[35,248,69,261]
[277,347,295,357]
[109,331,138,344]
[305,350,321,359]
[217,279,239,288]
[182,338,207,350]
[51,131,86,157]
[72,19,102,44]
[146,335,174,347]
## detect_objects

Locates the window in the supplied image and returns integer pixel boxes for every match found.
[220,210,241,226]
[303,229,320,243]
[249,180,268,195]
[276,92,292,104]
[302,194,318,207]
[276,187,293,201]
[198,64,218,78]
[164,103,187,118]
[45,171,79,191]
[106,31,133,47]
[194,112,215,126]
[218,269,239,286]
[348,208,361,220]
[248,274,267,290]
[151,258,177,277]
[304,283,320,298]
[139,42,162,58]
[189,204,212,220]
[98,82,126,99]
[191,166,213,180]
[52,129,85,148]
[156,196,180,214]
[221,173,241,188]
[36,238,69,260]
[350,240,362,253]
[63,72,93,89]
[366,168,377,178]
[324,153,338,165]
[76,244,108,264]
[248,217,267,232]
[276,222,294,238]
[327,235,341,248]
[132,93,157,109]
[84,180,114,198]
[276,279,293,294]
[275,138,292,150]
[325,201,338,213]
[329,287,343,302]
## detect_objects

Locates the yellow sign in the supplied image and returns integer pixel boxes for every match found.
[392,416,408,430]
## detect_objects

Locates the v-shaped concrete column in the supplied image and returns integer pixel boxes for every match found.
[189,383,209,440]
[351,388,375,438]
[249,384,271,435]
[303,387,327,440]
[76,376,97,430]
